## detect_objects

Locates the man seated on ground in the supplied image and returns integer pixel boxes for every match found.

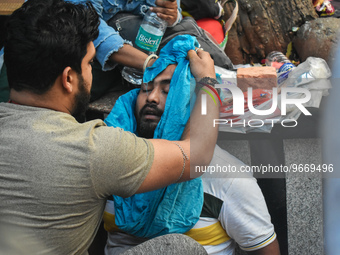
[103,35,281,255]
[0,1,220,254]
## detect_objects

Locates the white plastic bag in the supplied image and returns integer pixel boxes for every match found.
[215,57,332,133]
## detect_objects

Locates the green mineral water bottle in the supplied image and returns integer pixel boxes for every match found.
[122,9,167,85]
[135,9,167,53]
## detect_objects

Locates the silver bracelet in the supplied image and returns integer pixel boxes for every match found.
[143,54,158,73]
[173,142,189,182]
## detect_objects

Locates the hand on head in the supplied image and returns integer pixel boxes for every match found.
[187,48,216,80]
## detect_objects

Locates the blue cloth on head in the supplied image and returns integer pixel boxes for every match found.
[104,35,203,238]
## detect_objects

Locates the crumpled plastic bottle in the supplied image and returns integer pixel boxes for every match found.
[266,51,295,86]
[265,51,291,69]
[284,57,332,88]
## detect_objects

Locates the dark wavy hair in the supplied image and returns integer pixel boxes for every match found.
[4,0,99,94]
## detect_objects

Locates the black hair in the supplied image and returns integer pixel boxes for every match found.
[4,0,99,94]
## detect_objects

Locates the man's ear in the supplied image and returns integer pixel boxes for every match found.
[61,67,76,94]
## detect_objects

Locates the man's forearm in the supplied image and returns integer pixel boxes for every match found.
[180,48,220,172]
[185,82,219,173]
[110,44,148,70]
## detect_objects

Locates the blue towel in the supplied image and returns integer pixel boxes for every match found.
[104,35,203,238]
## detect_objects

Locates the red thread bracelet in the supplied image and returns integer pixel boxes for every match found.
[205,84,223,106]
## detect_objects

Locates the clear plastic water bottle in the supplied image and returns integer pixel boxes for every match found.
[265,51,291,69]
[135,10,167,53]
[122,9,167,85]
[265,51,295,85]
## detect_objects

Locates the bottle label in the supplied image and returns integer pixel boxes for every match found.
[135,26,163,52]
[277,63,295,84]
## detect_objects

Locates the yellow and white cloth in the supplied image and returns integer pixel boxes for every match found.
[104,145,276,255]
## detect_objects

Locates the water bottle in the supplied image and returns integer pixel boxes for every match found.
[135,10,167,53]
[277,62,296,85]
[266,51,295,85]
[265,51,291,69]
[122,9,167,85]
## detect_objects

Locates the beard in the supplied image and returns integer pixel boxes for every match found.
[136,103,164,138]
[72,74,91,122]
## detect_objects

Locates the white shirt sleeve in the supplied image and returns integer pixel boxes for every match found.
[204,145,276,251]
[219,177,276,251]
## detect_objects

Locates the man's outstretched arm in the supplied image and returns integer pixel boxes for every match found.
[136,48,220,193]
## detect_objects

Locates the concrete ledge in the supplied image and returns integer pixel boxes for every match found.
[284,139,324,255]
[87,89,130,117]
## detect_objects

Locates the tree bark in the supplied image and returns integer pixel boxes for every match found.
[224,0,318,64]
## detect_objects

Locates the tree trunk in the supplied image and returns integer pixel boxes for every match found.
[224,0,318,64]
